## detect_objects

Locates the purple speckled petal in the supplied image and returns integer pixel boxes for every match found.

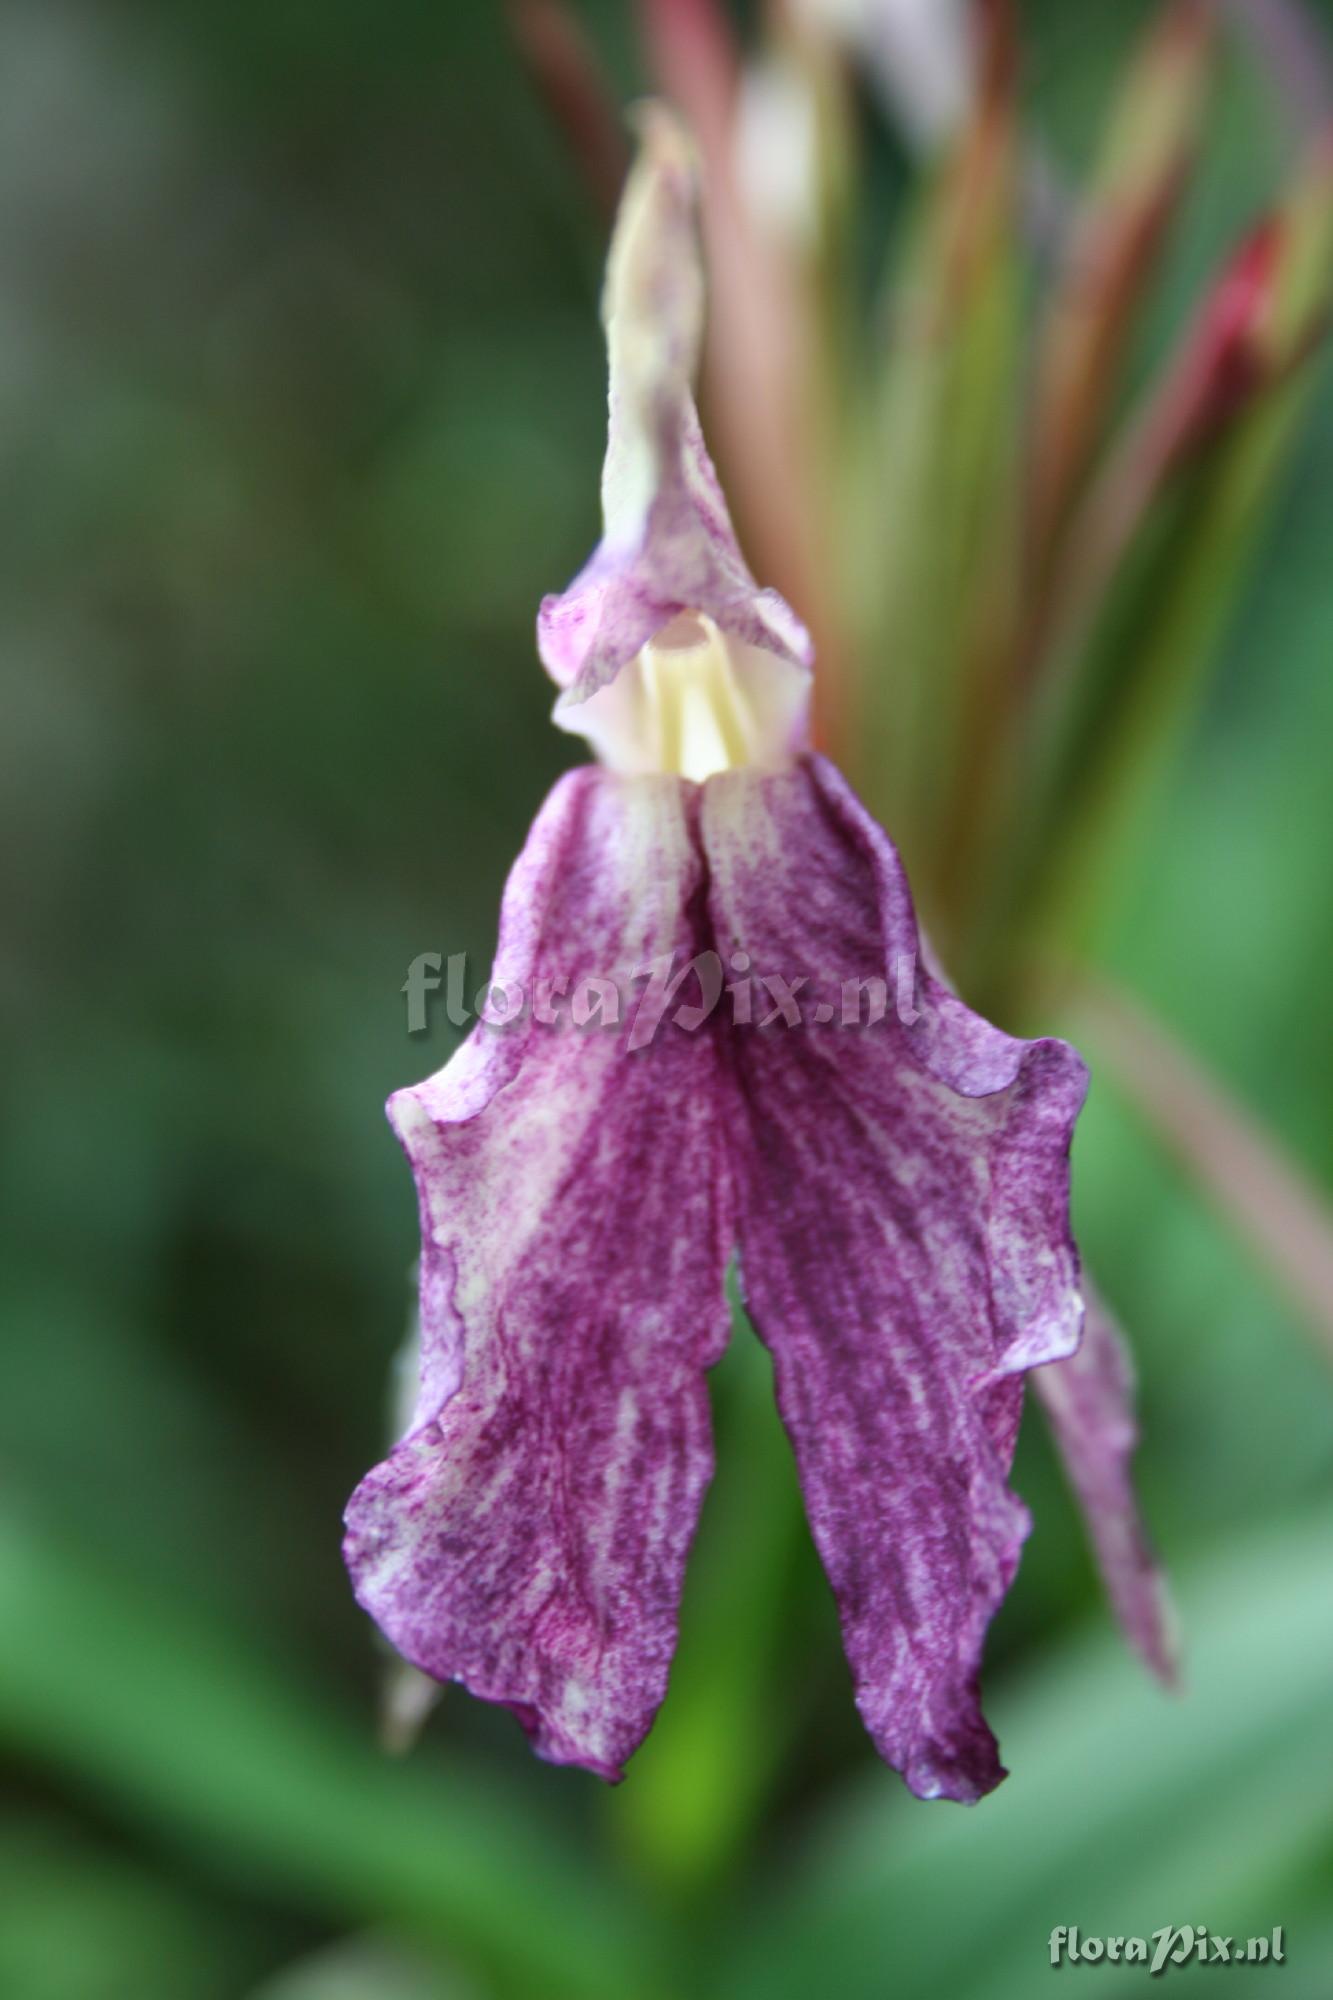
[701,756,1088,1802]
[1034,1285,1178,1684]
[344,768,733,1778]
[537,105,812,711]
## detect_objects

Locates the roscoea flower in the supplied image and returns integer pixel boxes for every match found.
[344,107,1166,1803]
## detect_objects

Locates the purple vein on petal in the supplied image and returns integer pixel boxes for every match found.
[344,768,734,1778]
[699,755,1087,1802]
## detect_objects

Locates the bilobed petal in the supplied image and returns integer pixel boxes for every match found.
[701,756,1087,1802]
[537,105,812,710]
[1033,1286,1178,1684]
[344,769,733,1778]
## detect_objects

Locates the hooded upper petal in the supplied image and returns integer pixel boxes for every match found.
[536,105,812,723]
[344,768,733,1778]
[701,755,1088,1801]
[1033,1284,1178,1684]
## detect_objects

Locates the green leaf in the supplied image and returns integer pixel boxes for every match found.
[1026,146,1333,965]
[0,1509,672,2000]
[846,96,1022,919]
[607,1301,804,1900]
[0,1814,257,2000]
[721,1507,1333,2000]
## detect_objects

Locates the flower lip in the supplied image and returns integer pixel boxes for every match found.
[554,607,810,782]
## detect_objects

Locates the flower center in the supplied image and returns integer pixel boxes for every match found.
[639,612,753,781]
[559,610,809,782]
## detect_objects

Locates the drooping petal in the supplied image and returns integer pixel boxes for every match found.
[537,104,812,718]
[701,755,1087,1802]
[1033,1285,1178,1684]
[344,768,733,1778]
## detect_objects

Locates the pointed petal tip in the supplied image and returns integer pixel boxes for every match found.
[602,96,703,381]
[344,1465,645,1782]
[913,1758,1009,1807]
[623,95,697,179]
[875,1654,1016,1803]
[895,1720,1010,1805]
[510,1699,629,1783]
[1148,1583,1185,1690]
[1034,1289,1178,1688]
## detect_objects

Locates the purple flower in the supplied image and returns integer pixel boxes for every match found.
[344,108,1169,1802]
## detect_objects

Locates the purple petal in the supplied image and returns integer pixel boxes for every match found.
[537,106,812,715]
[700,756,1088,1802]
[1033,1286,1178,1684]
[344,768,733,1778]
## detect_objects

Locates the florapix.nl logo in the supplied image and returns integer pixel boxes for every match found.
[1048,1926,1286,1974]
[401,948,924,1046]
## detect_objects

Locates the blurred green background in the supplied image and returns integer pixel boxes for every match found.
[1,2,1331,1995]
